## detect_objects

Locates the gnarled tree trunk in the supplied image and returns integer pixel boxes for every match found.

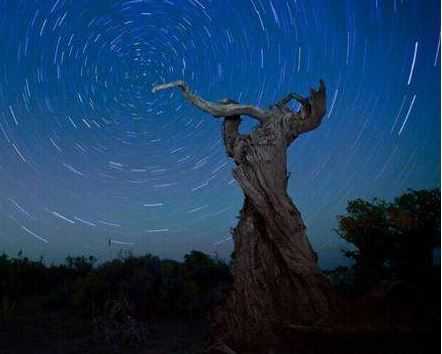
[153,80,336,352]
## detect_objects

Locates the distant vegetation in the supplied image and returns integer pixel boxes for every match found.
[0,188,439,353]
[0,250,231,353]
[0,250,231,321]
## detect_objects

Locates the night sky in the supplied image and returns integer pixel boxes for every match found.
[0,0,440,268]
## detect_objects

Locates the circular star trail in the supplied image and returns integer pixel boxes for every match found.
[0,0,440,267]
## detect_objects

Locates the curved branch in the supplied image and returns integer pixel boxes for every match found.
[289,80,327,136]
[152,80,270,122]
[276,92,309,107]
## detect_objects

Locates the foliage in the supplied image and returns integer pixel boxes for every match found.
[0,250,231,322]
[335,188,440,293]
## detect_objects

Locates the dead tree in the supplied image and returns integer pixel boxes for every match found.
[153,80,336,352]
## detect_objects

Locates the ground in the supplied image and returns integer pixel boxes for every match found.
[1,302,438,354]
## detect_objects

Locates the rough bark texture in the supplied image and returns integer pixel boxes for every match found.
[153,80,336,352]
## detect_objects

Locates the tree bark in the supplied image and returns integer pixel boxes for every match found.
[153,80,336,352]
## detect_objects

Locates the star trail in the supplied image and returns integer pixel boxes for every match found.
[0,0,440,268]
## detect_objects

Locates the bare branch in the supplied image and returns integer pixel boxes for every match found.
[152,80,270,122]
[276,92,309,107]
[290,80,327,136]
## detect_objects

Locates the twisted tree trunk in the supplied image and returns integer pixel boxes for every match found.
[153,80,336,352]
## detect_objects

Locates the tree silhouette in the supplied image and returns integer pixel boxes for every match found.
[153,80,336,352]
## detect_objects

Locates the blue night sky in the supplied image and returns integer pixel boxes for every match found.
[0,0,440,268]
